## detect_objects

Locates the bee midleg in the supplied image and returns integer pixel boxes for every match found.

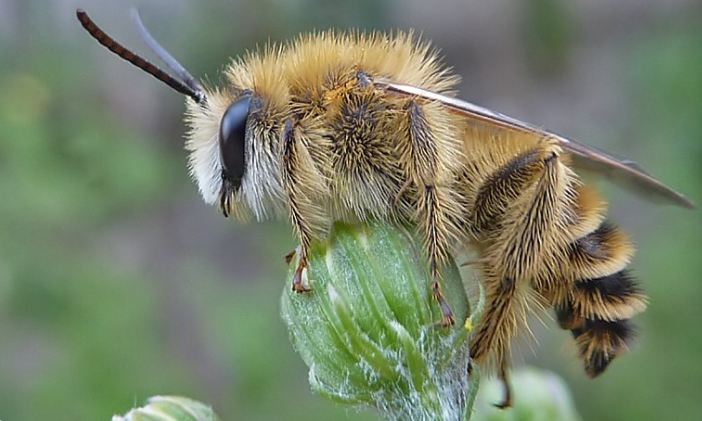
[469,143,565,408]
[403,100,459,326]
[424,185,457,326]
[281,119,321,293]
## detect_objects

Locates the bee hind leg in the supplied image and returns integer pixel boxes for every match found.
[469,143,565,406]
[494,364,513,409]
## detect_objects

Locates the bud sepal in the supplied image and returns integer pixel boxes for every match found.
[281,221,480,420]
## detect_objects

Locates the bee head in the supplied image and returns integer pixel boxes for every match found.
[186,89,282,220]
[183,91,251,215]
[77,9,286,221]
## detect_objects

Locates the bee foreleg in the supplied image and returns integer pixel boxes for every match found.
[284,246,309,292]
[281,119,320,293]
[288,190,312,293]
[284,249,297,265]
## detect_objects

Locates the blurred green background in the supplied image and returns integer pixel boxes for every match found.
[1,0,700,420]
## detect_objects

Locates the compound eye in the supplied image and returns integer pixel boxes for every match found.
[219,96,252,190]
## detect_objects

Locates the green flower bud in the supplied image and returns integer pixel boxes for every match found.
[111,396,220,421]
[281,221,480,420]
[473,368,582,421]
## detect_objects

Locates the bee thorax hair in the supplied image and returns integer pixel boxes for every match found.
[185,30,463,227]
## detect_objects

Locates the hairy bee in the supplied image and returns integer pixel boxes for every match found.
[77,9,693,408]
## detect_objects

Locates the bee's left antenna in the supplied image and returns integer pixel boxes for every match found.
[76,9,206,106]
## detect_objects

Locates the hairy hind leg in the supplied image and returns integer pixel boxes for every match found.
[469,142,569,407]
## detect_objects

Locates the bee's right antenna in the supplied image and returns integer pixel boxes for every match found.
[76,9,206,106]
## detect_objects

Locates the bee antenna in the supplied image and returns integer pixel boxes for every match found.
[76,9,206,106]
[131,9,206,105]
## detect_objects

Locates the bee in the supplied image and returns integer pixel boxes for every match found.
[77,9,693,408]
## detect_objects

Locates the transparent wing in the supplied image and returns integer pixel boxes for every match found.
[378,81,694,209]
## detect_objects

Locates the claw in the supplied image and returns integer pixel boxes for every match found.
[439,298,456,326]
[494,367,513,409]
[284,250,296,265]
[431,275,455,327]
[292,260,312,293]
